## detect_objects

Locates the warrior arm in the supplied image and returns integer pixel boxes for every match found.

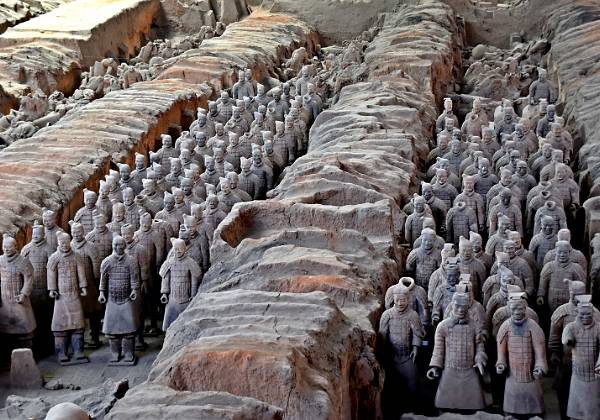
[496,321,510,368]
[549,312,565,353]
[561,322,575,348]
[99,258,110,291]
[47,255,58,292]
[538,265,551,298]
[429,323,446,368]
[531,321,548,374]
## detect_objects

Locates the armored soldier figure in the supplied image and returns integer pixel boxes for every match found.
[483,252,525,308]
[562,295,600,420]
[496,291,547,418]
[406,228,441,289]
[226,172,252,202]
[543,228,587,278]
[491,284,539,337]
[251,146,274,199]
[461,98,489,138]
[427,243,455,303]
[42,208,65,252]
[431,258,460,324]
[160,238,202,330]
[473,158,498,204]
[529,215,559,271]
[108,202,126,237]
[488,188,523,236]
[421,182,447,234]
[445,200,477,245]
[485,214,511,257]
[436,99,459,134]
[379,278,426,416]
[138,178,165,217]
[86,213,114,262]
[203,194,227,234]
[119,163,142,195]
[533,200,567,236]
[74,189,98,234]
[432,169,458,209]
[201,155,220,187]
[238,157,261,199]
[404,195,430,245]
[122,188,141,231]
[98,236,140,365]
[470,231,492,273]
[457,236,486,297]
[538,241,586,312]
[21,221,54,350]
[427,292,489,411]
[455,175,485,232]
[155,191,182,235]
[70,221,102,348]
[48,232,88,364]
[155,134,178,173]
[96,180,113,221]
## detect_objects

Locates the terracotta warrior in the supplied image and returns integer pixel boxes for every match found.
[427,292,489,411]
[226,172,252,202]
[404,195,430,245]
[457,236,486,297]
[413,218,444,252]
[496,290,547,418]
[0,234,36,349]
[543,228,587,278]
[379,277,426,415]
[70,221,102,348]
[538,241,586,312]
[445,200,477,245]
[444,278,488,343]
[473,158,498,204]
[108,202,126,236]
[470,231,492,272]
[74,189,99,234]
[98,236,140,365]
[85,213,114,262]
[385,276,429,327]
[461,98,489,138]
[488,188,523,237]
[496,239,535,299]
[48,232,88,364]
[155,134,177,173]
[21,221,54,349]
[534,199,566,239]
[528,68,555,105]
[455,175,485,232]
[421,182,447,234]
[553,163,580,209]
[238,156,261,199]
[233,69,254,100]
[550,282,600,419]
[491,284,539,337]
[537,104,556,139]
[216,91,234,124]
[562,295,600,420]
[436,98,459,134]
[119,163,142,195]
[42,208,65,252]
[155,191,182,235]
[131,153,148,187]
[96,180,113,221]
[406,228,441,289]
[251,146,274,199]
[431,257,460,324]
[432,169,458,210]
[138,178,163,217]
[160,238,202,331]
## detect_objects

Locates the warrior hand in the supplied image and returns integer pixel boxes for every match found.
[536,296,544,306]
[474,361,486,376]
[80,287,87,297]
[426,367,440,380]
[98,292,107,304]
[594,365,600,376]
[129,290,137,301]
[550,352,561,366]
[410,347,418,363]
[49,290,59,299]
[533,367,544,379]
[15,294,24,304]
[496,364,506,375]
[160,294,169,304]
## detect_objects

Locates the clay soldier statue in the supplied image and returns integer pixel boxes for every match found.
[70,221,102,348]
[203,194,227,234]
[432,169,458,210]
[473,158,498,204]
[533,199,567,235]
[470,231,492,273]
[427,292,489,411]
[180,177,202,206]
[181,215,209,273]
[272,121,290,173]
[486,170,521,211]
[190,109,212,141]
[225,133,243,172]
[206,101,222,131]
[217,177,242,214]
[488,188,523,236]
[138,178,164,217]
[457,236,486,296]
[483,252,526,308]
[562,295,600,420]
[119,163,142,195]
[445,200,477,245]
[427,158,458,186]
[159,238,202,330]
[421,182,447,234]
[529,215,559,271]
[428,243,456,304]
[226,172,252,202]
[427,134,450,168]
[217,91,234,124]
[443,278,488,343]
[172,187,190,218]
[543,228,587,277]
[108,202,126,236]
[42,208,65,252]
[379,278,426,416]
[21,221,54,350]
[233,69,254,100]
[155,134,177,173]
[251,146,274,199]
[213,147,234,178]
[0,234,36,350]
[74,189,99,235]
[513,160,536,205]
[85,213,114,262]
[406,228,441,289]
[98,236,140,365]
[455,175,485,232]
[385,276,430,327]
[121,224,149,349]
[268,88,289,122]
[431,258,460,324]
[485,214,511,257]
[238,157,261,199]
[164,157,183,191]
[538,241,586,312]
[496,290,547,418]
[491,284,539,337]
[549,282,600,419]
[48,232,88,364]
[96,180,113,221]
[413,219,444,251]
[508,230,536,274]
[131,153,148,188]
[201,155,220,187]
[486,266,518,327]
[461,98,489,138]
[497,239,535,299]
[537,104,557,138]
[404,195,430,245]
[527,185,563,235]
[529,68,555,105]
[436,99,459,134]
[225,106,248,136]
[155,191,182,235]
[553,163,580,209]
[122,188,141,231]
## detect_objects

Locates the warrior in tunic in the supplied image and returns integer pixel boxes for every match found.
[73,189,98,234]
[48,232,88,364]
[562,295,600,420]
[42,208,65,252]
[70,221,103,348]
[379,278,426,416]
[550,283,600,419]
[98,236,140,365]
[0,234,36,349]
[85,213,114,262]
[427,292,489,411]
[21,221,54,350]
[406,228,441,289]
[496,291,547,418]
[538,241,586,313]
[160,238,201,331]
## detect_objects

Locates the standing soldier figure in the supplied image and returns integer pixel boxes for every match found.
[47,232,89,364]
